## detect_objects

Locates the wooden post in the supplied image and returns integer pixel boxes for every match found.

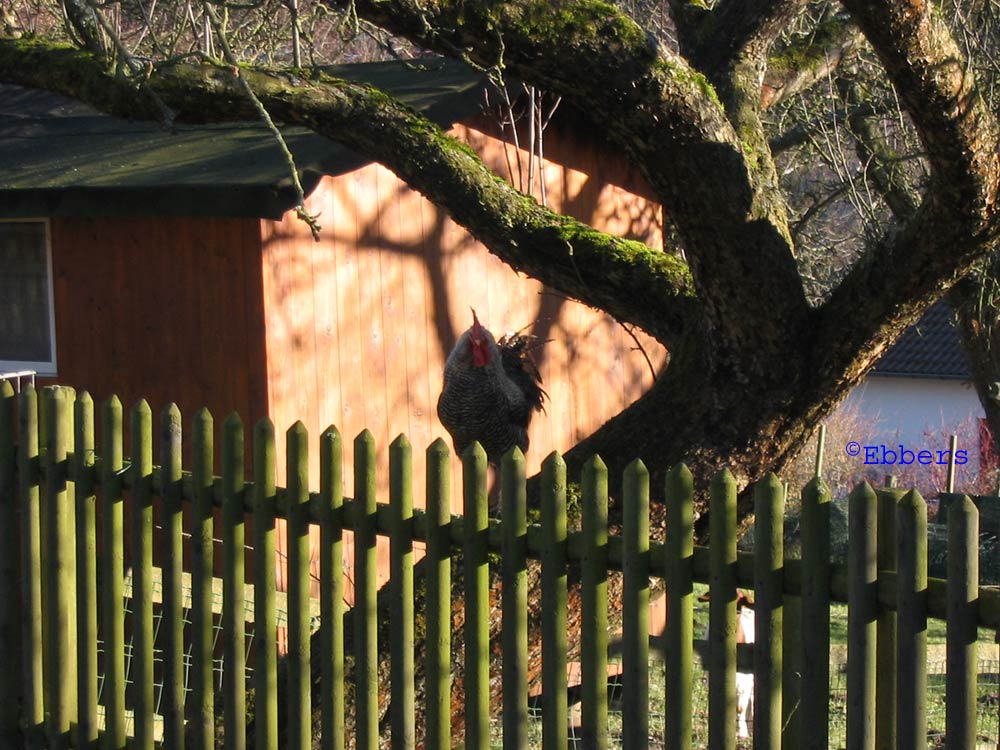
[287,422,310,750]
[74,392,98,750]
[100,395,126,750]
[581,455,609,750]
[222,414,247,750]
[896,490,927,750]
[501,448,528,750]
[253,418,278,750]
[541,452,568,750]
[946,495,978,750]
[354,430,379,750]
[390,435,416,750]
[753,474,784,750]
[320,426,345,750]
[191,408,216,750]
[160,404,184,750]
[708,469,737,750]
[463,443,490,750]
[622,459,650,750]
[664,463,693,750]
[799,476,831,750]
[425,439,452,750]
[847,482,878,750]
[130,399,154,750]
[0,381,18,747]
[876,487,902,750]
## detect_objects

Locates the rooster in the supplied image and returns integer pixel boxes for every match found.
[437,310,547,463]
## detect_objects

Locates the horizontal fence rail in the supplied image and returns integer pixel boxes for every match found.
[0,383,998,750]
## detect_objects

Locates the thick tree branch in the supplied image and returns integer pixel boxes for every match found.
[324,0,811,352]
[814,0,1000,394]
[0,36,698,346]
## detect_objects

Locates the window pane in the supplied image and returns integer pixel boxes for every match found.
[0,222,53,365]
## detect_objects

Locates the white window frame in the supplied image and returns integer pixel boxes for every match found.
[0,219,57,377]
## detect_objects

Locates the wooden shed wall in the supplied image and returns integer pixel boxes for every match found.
[41,216,270,444]
[260,124,667,592]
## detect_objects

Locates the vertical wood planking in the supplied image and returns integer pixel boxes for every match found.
[129,400,154,750]
[847,482,878,750]
[287,422,311,750]
[222,413,247,750]
[896,490,927,750]
[753,474,783,750]
[74,392,98,750]
[501,449,529,750]
[43,387,72,749]
[463,443,490,750]
[354,430,379,750]
[100,395,126,750]
[799,476,831,750]
[708,470,737,750]
[425,439,452,750]
[191,408,216,750]
[876,487,902,750]
[946,496,978,750]
[390,435,416,750]
[664,463,693,750]
[160,404,184,750]
[623,460,650,750]
[581,455,609,750]
[0,382,18,746]
[253,418,278,750]
[541,452,568,750]
[320,426,345,750]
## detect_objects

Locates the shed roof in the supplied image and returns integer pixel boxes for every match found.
[873,300,971,380]
[0,59,488,219]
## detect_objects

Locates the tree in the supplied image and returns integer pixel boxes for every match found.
[5,2,999,531]
[5,1,1000,745]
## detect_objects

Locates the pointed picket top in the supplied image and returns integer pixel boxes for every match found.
[899,487,926,511]
[0,379,12,399]
[665,462,692,498]
[355,428,375,451]
[583,453,608,474]
[803,473,831,501]
[253,415,274,442]
[462,440,487,464]
[162,401,181,423]
[286,419,307,440]
[427,436,450,459]
[321,424,343,443]
[625,457,649,482]
[849,480,878,505]
[194,406,214,431]
[710,466,737,493]
[131,397,152,419]
[390,433,411,452]
[102,392,122,414]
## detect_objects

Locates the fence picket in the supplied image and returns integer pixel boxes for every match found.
[354,430,379,750]
[99,395,126,750]
[623,459,650,750]
[541,451,568,750]
[287,422,311,750]
[0,381,17,746]
[896,490,928,750]
[753,473,784,750]
[74,392,98,750]
[43,387,72,749]
[320,426,345,750]
[390,435,416,750]
[946,495,979,750]
[191,408,216,750]
[463,443,490,750]
[222,413,247,750]
[253,418,278,750]
[876,487,903,750]
[664,463,692,750]
[707,469,737,750]
[799,476,831,750]
[501,448,529,750]
[160,403,184,750]
[581,455,609,750]
[425,439,452,750]
[130,399,155,750]
[847,482,877,750]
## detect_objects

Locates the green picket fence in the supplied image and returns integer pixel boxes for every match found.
[0,383,998,750]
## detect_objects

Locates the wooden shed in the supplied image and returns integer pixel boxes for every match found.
[0,60,666,591]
